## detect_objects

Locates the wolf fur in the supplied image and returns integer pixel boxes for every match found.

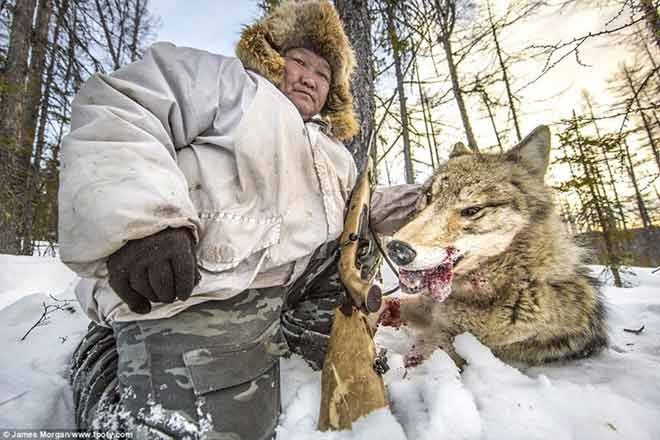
[382,126,608,367]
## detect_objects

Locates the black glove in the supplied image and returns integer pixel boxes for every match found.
[281,243,347,370]
[107,228,201,314]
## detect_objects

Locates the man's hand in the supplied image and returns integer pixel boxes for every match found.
[107,228,201,314]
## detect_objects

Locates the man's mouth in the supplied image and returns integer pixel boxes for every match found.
[294,89,314,101]
[398,250,463,302]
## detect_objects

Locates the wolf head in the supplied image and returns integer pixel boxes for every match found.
[388,126,553,301]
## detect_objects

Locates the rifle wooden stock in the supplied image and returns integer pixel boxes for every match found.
[318,307,388,431]
[318,156,388,431]
[337,157,382,313]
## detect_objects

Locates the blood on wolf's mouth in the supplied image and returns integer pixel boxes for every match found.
[398,248,460,302]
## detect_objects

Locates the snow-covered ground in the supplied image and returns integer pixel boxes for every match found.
[1,255,659,439]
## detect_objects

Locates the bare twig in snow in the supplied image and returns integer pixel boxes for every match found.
[20,296,76,341]
[623,325,645,334]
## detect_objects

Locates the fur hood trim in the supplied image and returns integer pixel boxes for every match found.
[236,0,358,142]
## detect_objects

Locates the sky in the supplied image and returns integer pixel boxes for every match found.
[148,0,261,57]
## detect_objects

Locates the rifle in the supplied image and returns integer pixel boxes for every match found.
[318,152,389,431]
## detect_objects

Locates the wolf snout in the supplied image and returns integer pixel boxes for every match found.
[387,240,417,266]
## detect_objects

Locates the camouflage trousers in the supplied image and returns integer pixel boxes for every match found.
[70,248,350,440]
[72,287,287,440]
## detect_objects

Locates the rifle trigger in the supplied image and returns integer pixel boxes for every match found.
[373,348,390,375]
[340,233,359,248]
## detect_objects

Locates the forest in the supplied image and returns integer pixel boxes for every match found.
[1,0,658,287]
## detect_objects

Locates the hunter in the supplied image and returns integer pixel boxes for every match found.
[60,1,418,438]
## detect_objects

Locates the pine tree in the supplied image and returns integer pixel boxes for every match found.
[555,112,625,286]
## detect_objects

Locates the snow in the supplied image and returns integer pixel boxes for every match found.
[0,254,77,311]
[0,256,86,429]
[1,255,659,439]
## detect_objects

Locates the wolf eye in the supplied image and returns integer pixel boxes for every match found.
[460,206,482,217]
[425,191,433,205]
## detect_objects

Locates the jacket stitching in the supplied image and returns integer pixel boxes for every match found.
[198,211,281,225]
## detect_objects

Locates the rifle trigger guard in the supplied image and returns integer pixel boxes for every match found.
[340,233,359,248]
[373,348,390,375]
[356,237,372,260]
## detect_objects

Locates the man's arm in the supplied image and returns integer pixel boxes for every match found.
[370,184,422,236]
[59,42,255,276]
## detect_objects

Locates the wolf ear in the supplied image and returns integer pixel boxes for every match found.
[505,125,551,178]
[449,142,472,159]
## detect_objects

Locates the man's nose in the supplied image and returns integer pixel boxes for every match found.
[300,74,315,90]
[387,240,417,266]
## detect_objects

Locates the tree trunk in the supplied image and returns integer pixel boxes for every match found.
[572,113,622,287]
[640,0,660,49]
[480,86,503,153]
[582,92,628,231]
[624,66,660,172]
[386,1,414,183]
[384,149,393,185]
[425,94,442,165]
[113,0,129,65]
[32,0,67,169]
[567,163,593,232]
[94,0,120,69]
[487,0,521,142]
[640,38,660,86]
[20,0,53,254]
[129,0,144,61]
[416,64,437,169]
[335,0,376,172]
[622,139,653,228]
[558,197,577,235]
[434,0,478,151]
[0,0,39,254]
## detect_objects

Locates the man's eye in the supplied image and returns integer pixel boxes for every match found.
[460,206,482,217]
[293,57,304,65]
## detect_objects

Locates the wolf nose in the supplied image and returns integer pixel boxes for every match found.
[387,240,417,266]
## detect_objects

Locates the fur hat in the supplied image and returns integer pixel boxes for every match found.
[236,0,358,142]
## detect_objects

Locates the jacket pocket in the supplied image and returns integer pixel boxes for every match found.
[196,211,281,273]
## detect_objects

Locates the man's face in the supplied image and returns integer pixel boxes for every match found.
[280,48,331,121]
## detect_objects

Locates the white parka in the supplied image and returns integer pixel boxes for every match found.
[59,43,358,324]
